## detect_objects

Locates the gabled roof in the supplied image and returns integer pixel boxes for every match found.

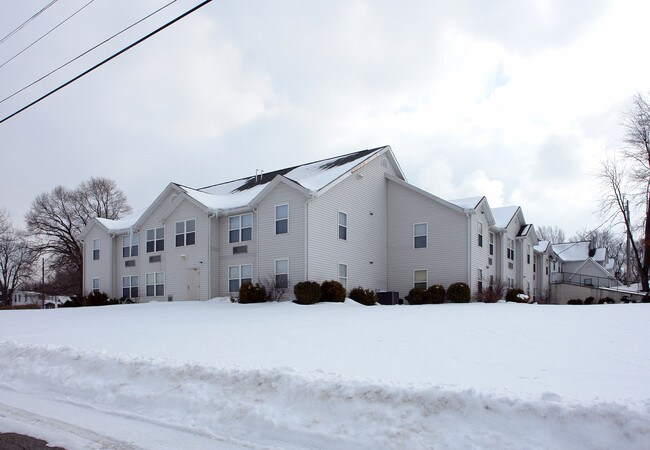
[552,241,591,262]
[385,173,467,214]
[492,206,521,229]
[84,146,402,234]
[534,240,551,253]
[568,258,615,280]
[449,196,484,209]
[592,247,606,263]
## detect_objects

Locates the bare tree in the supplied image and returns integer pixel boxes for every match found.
[0,214,38,306]
[536,225,566,244]
[598,92,650,292]
[25,177,131,296]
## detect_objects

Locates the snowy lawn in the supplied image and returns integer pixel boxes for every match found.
[0,300,649,449]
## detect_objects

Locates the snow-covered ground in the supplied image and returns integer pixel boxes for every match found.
[0,300,649,449]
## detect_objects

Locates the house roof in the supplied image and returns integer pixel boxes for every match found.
[449,196,484,209]
[592,247,606,263]
[491,206,520,229]
[85,146,400,235]
[552,241,591,262]
[534,240,551,253]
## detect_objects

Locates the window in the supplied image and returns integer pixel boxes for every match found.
[508,277,514,288]
[122,276,139,299]
[229,214,252,243]
[146,272,165,297]
[527,245,531,264]
[229,265,252,292]
[545,266,549,275]
[175,219,196,247]
[92,278,100,294]
[478,222,483,247]
[146,227,164,253]
[338,263,348,289]
[526,281,531,294]
[489,233,494,256]
[413,223,427,248]
[489,275,494,288]
[122,233,139,258]
[533,262,537,273]
[414,270,427,290]
[275,205,288,235]
[477,268,483,292]
[338,211,347,240]
[92,239,100,260]
[507,238,515,261]
[275,259,288,288]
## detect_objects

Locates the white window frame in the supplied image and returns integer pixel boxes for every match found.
[228,264,253,292]
[275,259,289,288]
[275,204,289,235]
[92,277,100,294]
[489,232,494,256]
[92,238,100,260]
[477,268,483,292]
[478,222,483,247]
[414,269,427,290]
[122,276,139,299]
[146,227,164,253]
[146,272,165,297]
[175,218,196,247]
[338,211,347,240]
[527,244,531,264]
[414,223,427,249]
[507,238,515,261]
[338,263,348,289]
[122,233,139,258]
[229,213,253,244]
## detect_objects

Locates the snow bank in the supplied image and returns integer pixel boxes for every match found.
[1,341,648,449]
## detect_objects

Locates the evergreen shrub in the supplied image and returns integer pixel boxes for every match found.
[505,288,525,303]
[293,281,321,305]
[238,282,268,304]
[447,282,471,303]
[405,287,426,305]
[349,287,377,306]
[425,284,446,304]
[319,280,346,302]
[83,291,109,306]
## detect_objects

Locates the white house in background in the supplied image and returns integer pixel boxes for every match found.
[11,290,41,306]
[550,241,617,288]
[81,146,546,302]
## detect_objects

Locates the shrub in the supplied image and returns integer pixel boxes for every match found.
[567,299,583,305]
[447,282,471,303]
[405,287,426,305]
[425,284,446,304]
[349,287,377,306]
[584,296,595,305]
[293,281,321,305]
[598,297,615,304]
[505,288,525,303]
[238,282,268,304]
[643,294,650,303]
[319,280,346,302]
[83,291,109,306]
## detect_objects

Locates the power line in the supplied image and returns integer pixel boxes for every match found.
[0,0,180,105]
[0,0,96,70]
[0,0,213,125]
[0,1,59,45]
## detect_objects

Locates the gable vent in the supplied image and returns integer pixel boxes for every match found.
[149,255,162,263]
[233,245,248,254]
[125,260,136,267]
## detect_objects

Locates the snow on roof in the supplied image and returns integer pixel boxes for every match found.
[96,208,146,232]
[605,258,615,270]
[534,240,550,252]
[491,206,519,228]
[449,196,483,209]
[592,248,606,263]
[180,147,387,211]
[552,241,591,262]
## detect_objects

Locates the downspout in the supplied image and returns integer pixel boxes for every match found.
[304,192,316,281]
[466,211,472,289]
[207,212,214,300]
[255,207,259,282]
[81,240,85,296]
[109,234,115,298]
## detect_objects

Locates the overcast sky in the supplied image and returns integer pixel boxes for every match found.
[1,0,649,236]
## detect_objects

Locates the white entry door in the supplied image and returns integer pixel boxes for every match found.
[187,268,200,300]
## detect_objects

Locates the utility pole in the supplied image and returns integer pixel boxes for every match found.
[41,257,45,308]
[626,200,631,287]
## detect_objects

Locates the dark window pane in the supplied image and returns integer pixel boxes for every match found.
[93,250,99,260]
[157,240,164,252]
[489,244,494,255]
[123,288,129,298]
[229,280,239,292]
[478,235,483,247]
[132,287,138,298]
[123,247,129,258]
[276,219,288,234]
[186,232,195,245]
[414,282,426,290]
[229,230,239,243]
[276,274,288,289]
[242,277,252,286]
[146,285,154,296]
[414,236,426,248]
[147,241,154,253]
[156,284,164,296]
[339,226,347,240]
[186,219,195,232]
[241,227,252,241]
[176,222,184,234]
[132,245,138,257]
[176,234,185,247]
